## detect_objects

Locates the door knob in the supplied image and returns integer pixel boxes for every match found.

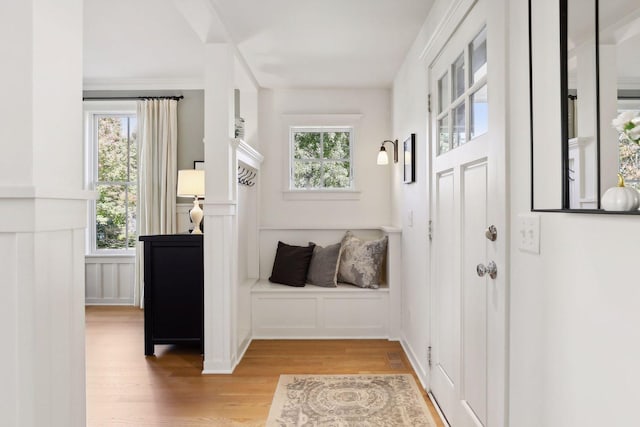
[485,225,497,241]
[476,261,497,279]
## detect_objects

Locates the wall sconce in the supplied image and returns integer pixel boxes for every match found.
[177,169,205,234]
[377,139,398,165]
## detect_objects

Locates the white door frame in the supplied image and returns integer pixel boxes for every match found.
[423,0,509,425]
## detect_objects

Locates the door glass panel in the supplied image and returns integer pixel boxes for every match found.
[470,85,488,139]
[453,103,466,147]
[452,54,465,100]
[470,27,487,84]
[438,116,450,155]
[438,72,450,114]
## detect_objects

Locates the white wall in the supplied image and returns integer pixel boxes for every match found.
[390,0,465,386]
[392,0,640,425]
[509,0,640,425]
[391,21,432,383]
[258,88,393,228]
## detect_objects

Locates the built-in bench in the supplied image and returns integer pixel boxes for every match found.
[251,227,401,339]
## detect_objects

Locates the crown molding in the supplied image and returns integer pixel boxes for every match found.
[419,0,476,63]
[83,77,204,91]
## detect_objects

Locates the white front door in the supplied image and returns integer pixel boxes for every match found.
[429,0,506,426]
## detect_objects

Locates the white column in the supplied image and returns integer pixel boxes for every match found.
[0,0,91,426]
[202,43,239,373]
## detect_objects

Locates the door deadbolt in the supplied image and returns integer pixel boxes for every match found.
[476,261,498,279]
[485,225,497,241]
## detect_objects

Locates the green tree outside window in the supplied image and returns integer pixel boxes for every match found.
[95,115,137,250]
[291,128,352,189]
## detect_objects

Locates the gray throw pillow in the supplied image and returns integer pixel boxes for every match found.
[337,231,388,289]
[306,242,341,287]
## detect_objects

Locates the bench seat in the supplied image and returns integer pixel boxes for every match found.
[251,280,390,339]
[252,227,401,339]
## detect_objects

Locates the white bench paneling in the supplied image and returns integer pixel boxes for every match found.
[252,281,390,338]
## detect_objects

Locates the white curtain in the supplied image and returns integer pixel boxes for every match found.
[134,99,178,307]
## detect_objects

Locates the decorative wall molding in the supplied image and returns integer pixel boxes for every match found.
[0,197,90,233]
[232,138,264,169]
[203,202,238,216]
[282,189,362,201]
[419,0,477,64]
[83,77,205,91]
[0,186,95,200]
[85,256,135,305]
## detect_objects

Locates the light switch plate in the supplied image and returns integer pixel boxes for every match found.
[518,213,540,254]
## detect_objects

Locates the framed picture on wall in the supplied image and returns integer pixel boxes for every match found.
[403,133,415,184]
[194,161,204,170]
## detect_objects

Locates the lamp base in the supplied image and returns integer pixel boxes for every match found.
[190,197,203,234]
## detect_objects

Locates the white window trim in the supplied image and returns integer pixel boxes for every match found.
[282,114,362,201]
[83,100,137,255]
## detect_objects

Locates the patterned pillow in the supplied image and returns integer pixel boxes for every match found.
[337,231,388,289]
[306,242,341,287]
[269,241,315,287]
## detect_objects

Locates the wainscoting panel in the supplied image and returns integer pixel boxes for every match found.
[85,256,135,305]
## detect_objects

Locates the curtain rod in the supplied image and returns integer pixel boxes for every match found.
[82,95,184,101]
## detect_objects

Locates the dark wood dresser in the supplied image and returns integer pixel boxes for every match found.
[138,234,203,356]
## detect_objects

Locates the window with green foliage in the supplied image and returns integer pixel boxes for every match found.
[290,127,353,189]
[92,114,138,251]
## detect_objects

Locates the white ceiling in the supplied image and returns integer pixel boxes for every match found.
[83,0,435,89]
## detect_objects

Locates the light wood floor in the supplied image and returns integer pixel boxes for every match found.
[86,306,444,426]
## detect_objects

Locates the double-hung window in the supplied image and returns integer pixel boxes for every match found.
[85,102,138,253]
[290,126,353,190]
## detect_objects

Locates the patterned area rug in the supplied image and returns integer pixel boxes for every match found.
[266,374,437,426]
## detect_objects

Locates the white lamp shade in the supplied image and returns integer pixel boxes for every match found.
[377,149,389,165]
[177,169,205,197]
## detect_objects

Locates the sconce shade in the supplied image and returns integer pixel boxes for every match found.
[376,139,398,164]
[177,169,205,197]
[377,146,389,165]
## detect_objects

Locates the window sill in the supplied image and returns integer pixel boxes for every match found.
[282,189,361,201]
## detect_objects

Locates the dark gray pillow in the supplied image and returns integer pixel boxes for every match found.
[269,241,315,287]
[337,231,388,289]
[306,242,341,287]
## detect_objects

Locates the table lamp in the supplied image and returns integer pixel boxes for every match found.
[177,169,205,234]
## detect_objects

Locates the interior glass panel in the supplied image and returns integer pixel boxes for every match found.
[439,72,450,114]
[600,1,640,194]
[470,27,487,84]
[452,54,466,100]
[453,103,466,147]
[566,0,598,209]
[530,0,640,213]
[438,116,450,155]
[471,85,488,139]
